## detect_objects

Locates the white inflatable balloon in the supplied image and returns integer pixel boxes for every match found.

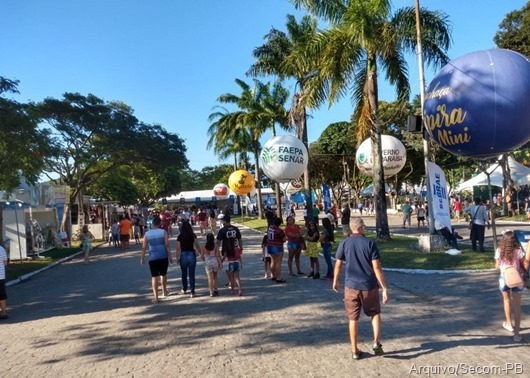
[213,183,229,199]
[356,135,406,177]
[261,136,308,183]
[279,178,303,194]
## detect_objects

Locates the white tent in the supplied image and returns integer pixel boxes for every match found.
[455,157,530,191]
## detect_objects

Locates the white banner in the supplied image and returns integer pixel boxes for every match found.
[427,161,452,230]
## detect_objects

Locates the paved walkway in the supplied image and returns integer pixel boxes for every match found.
[2,220,529,377]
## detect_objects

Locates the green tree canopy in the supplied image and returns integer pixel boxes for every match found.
[0,77,51,194]
[34,92,188,230]
[494,1,530,57]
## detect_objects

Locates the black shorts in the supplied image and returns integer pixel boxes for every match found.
[120,234,130,243]
[149,259,169,277]
[0,280,7,301]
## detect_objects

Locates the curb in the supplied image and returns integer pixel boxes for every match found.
[6,249,84,287]
[5,242,106,287]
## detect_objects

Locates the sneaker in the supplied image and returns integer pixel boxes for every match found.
[180,289,187,294]
[503,322,515,334]
[313,273,320,279]
[190,293,195,298]
[307,272,314,278]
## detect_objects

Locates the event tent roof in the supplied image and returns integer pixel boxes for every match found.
[455,157,530,191]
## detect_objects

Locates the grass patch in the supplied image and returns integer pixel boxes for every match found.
[232,216,494,271]
[233,215,269,233]
[6,247,81,282]
[372,234,494,270]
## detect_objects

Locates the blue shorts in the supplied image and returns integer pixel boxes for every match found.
[499,275,524,293]
[228,261,240,272]
[267,245,284,256]
[287,241,300,250]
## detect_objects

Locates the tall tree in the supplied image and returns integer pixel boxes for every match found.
[0,77,50,194]
[494,1,530,57]
[0,77,51,242]
[248,14,319,221]
[291,0,451,239]
[210,79,289,218]
[35,93,188,233]
[207,107,253,170]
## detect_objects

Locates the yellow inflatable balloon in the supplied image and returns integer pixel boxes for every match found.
[228,170,255,195]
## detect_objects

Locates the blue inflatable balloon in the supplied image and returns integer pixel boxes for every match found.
[423,49,530,158]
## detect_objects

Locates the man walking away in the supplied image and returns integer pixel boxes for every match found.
[333,217,389,361]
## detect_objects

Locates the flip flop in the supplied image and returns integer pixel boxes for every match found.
[351,351,363,361]
[373,343,384,355]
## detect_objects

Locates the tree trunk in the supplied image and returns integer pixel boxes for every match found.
[367,56,390,239]
[275,182,282,219]
[253,140,264,219]
[299,99,313,224]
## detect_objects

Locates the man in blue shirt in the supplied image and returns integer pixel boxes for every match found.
[333,217,389,361]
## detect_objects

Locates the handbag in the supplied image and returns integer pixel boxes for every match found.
[299,237,307,251]
[468,206,480,230]
[503,266,525,288]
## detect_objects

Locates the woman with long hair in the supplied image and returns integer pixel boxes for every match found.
[305,221,320,279]
[176,220,201,298]
[284,216,304,276]
[495,230,527,342]
[200,233,222,297]
[267,217,287,283]
[320,217,335,280]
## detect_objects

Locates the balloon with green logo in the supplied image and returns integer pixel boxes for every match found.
[356,135,406,177]
[261,135,308,183]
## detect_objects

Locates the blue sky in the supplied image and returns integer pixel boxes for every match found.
[1,0,526,171]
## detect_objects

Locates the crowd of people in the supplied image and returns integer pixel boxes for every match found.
[3,198,530,359]
[139,207,242,300]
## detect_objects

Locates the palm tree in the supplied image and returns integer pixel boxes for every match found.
[248,14,319,221]
[209,79,278,218]
[207,108,252,170]
[291,0,451,239]
[259,81,291,217]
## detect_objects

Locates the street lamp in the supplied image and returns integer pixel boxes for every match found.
[5,200,23,262]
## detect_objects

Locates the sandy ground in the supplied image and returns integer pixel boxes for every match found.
[2,217,529,377]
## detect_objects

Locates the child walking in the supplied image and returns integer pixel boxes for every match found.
[221,240,243,296]
[305,221,320,279]
[261,234,272,278]
[200,233,222,297]
[81,225,95,264]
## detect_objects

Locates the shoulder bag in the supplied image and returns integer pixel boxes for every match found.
[468,206,480,230]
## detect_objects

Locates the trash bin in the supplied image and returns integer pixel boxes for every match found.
[514,230,530,252]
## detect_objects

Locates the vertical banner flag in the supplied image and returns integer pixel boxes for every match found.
[427,161,452,230]
[266,194,273,207]
[322,184,331,212]
[285,195,291,216]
